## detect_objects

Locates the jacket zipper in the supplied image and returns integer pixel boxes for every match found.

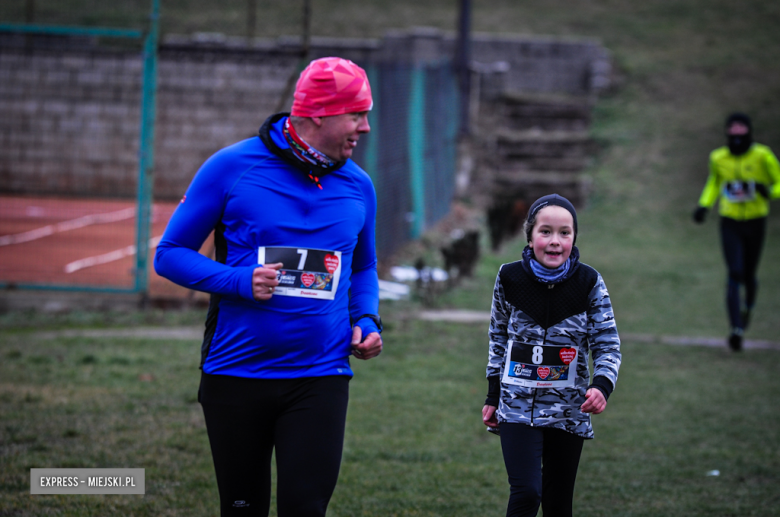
[531,285,553,427]
[738,155,745,220]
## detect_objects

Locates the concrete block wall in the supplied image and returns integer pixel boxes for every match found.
[470,33,611,96]
[154,47,299,198]
[0,46,143,196]
[0,40,303,199]
[0,28,610,199]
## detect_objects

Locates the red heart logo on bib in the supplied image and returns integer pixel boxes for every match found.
[324,254,339,274]
[559,348,577,365]
[301,273,315,287]
[537,367,550,380]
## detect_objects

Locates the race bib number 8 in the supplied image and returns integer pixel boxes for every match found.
[502,340,579,388]
[258,246,342,300]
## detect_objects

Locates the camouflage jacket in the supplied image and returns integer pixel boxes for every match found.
[486,256,621,439]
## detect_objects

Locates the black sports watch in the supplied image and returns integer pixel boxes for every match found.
[351,314,383,332]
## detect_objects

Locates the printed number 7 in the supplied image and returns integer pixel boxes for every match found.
[296,249,308,270]
[532,346,543,365]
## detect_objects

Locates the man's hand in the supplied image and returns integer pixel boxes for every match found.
[350,326,383,360]
[756,183,770,199]
[252,262,283,301]
[692,206,708,224]
[482,405,499,428]
[581,388,607,414]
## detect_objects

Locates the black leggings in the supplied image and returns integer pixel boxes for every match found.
[499,423,585,517]
[199,373,350,517]
[720,217,766,329]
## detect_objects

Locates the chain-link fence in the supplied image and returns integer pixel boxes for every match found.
[352,60,459,260]
[0,0,160,295]
[1,2,462,296]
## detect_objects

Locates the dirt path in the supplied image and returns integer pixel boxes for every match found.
[416,310,780,350]
[29,310,780,351]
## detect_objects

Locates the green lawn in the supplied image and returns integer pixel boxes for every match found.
[1,316,779,515]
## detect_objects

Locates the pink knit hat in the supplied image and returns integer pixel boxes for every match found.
[291,57,373,117]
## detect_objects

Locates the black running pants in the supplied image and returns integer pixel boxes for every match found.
[720,216,766,329]
[499,423,585,517]
[199,373,350,516]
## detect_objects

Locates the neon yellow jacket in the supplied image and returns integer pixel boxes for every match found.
[698,143,780,220]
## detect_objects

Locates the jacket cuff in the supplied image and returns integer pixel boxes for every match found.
[239,266,257,301]
[353,317,379,337]
[588,375,613,401]
[485,375,500,406]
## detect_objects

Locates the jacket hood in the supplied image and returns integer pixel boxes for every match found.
[258,112,346,177]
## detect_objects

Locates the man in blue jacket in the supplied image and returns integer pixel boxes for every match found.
[155,56,382,516]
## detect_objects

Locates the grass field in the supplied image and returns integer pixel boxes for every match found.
[1,314,779,515]
[2,0,780,515]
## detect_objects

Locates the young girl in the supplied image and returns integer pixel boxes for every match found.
[482,193,622,517]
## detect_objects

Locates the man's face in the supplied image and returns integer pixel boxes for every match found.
[315,112,371,161]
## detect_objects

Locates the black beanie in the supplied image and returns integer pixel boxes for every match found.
[525,194,578,244]
[725,112,753,156]
[725,112,752,132]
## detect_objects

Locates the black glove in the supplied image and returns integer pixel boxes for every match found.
[756,183,770,199]
[692,206,708,224]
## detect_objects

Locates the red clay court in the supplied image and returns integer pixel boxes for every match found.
[0,195,207,299]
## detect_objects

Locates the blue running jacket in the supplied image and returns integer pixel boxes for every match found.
[154,113,379,379]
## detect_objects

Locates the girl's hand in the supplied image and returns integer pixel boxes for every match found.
[482,405,499,428]
[581,388,607,414]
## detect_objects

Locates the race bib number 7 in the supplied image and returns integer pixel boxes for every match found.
[258,246,342,300]
[502,340,579,388]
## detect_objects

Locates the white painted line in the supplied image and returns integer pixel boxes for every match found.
[0,207,136,247]
[64,235,162,273]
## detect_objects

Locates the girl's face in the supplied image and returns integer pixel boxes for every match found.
[529,205,575,269]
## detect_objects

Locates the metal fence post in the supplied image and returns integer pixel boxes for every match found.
[134,0,160,301]
[408,66,426,239]
[364,64,380,187]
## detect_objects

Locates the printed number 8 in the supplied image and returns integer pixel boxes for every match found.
[532,346,543,365]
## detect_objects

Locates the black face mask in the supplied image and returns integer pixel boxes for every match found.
[728,133,753,155]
